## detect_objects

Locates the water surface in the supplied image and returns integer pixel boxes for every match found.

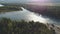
[0,7,60,25]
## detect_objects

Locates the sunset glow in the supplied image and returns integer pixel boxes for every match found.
[31,0,50,3]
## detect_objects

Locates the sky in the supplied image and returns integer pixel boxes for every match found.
[0,0,60,6]
[0,0,60,3]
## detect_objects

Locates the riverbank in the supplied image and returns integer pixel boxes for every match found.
[0,6,22,13]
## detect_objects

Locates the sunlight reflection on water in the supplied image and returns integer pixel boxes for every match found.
[0,7,60,24]
[0,4,4,7]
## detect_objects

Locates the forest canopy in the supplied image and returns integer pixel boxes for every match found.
[0,18,55,34]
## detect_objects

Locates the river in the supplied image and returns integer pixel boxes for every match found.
[0,7,60,25]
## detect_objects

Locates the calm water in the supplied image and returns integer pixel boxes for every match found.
[0,7,60,25]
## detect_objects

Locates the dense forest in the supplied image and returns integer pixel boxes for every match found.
[0,18,55,34]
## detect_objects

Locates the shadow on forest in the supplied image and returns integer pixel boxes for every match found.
[0,18,55,34]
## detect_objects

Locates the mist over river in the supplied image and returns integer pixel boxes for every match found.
[0,7,60,25]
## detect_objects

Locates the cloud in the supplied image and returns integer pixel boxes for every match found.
[0,0,60,3]
[51,0,60,3]
[0,0,30,3]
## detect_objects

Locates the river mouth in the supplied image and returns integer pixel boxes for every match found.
[0,7,60,25]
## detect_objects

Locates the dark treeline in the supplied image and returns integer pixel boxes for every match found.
[0,18,55,34]
[23,5,60,19]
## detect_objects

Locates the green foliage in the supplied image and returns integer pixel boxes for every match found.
[0,18,55,34]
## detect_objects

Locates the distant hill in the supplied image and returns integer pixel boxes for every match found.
[22,4,60,20]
